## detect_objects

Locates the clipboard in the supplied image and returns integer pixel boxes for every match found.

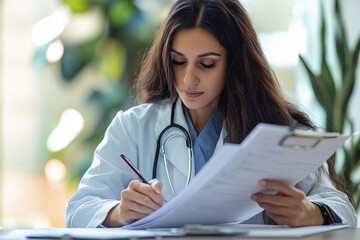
[279,129,340,150]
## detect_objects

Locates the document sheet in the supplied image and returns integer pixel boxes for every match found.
[20,224,349,239]
[123,123,349,229]
[19,224,349,239]
[182,224,349,237]
[23,228,179,239]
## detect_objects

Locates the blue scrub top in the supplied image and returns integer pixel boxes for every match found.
[183,104,222,174]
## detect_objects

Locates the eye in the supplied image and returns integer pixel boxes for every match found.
[201,63,215,69]
[172,60,185,65]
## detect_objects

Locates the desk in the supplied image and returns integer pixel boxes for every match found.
[0,228,359,240]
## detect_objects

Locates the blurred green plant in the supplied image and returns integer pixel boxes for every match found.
[299,0,360,209]
[34,0,171,187]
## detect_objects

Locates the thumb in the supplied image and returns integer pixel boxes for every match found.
[149,179,163,194]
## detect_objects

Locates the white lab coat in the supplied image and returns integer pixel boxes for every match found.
[65,98,357,228]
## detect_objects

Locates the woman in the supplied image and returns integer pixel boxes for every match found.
[66,0,357,228]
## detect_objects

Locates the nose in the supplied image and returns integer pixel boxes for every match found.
[183,64,199,86]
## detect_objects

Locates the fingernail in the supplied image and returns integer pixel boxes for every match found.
[259,180,266,186]
[155,187,161,194]
[161,201,166,206]
[251,195,257,200]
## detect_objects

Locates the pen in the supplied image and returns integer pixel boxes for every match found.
[121,154,167,203]
[120,154,149,184]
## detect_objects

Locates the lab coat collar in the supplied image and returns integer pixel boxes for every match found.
[154,98,188,137]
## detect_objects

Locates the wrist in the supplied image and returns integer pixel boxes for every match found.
[312,203,326,225]
[313,202,337,225]
[102,203,124,227]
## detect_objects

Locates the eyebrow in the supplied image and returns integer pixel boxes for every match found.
[171,49,221,58]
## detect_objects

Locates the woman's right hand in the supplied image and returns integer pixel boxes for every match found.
[102,179,166,227]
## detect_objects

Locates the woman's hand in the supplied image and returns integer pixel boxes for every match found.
[251,179,324,227]
[103,179,166,227]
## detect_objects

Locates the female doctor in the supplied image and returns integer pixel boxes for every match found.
[66,0,357,228]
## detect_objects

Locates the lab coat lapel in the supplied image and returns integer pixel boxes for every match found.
[214,125,226,154]
[154,98,193,178]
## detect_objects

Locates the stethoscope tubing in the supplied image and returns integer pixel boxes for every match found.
[152,99,192,188]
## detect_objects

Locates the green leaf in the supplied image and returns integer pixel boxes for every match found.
[352,36,360,69]
[335,39,360,131]
[321,60,338,131]
[320,61,336,108]
[320,0,327,63]
[355,136,360,154]
[352,137,360,168]
[350,119,355,150]
[299,55,335,123]
[345,37,360,99]
[334,0,349,77]
[62,0,90,12]
[299,56,324,105]
[342,146,352,179]
[108,0,137,26]
[97,39,126,80]
[341,47,360,117]
[308,1,337,123]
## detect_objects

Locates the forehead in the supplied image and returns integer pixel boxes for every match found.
[171,28,226,56]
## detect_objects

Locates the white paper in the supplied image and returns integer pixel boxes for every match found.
[123,123,349,230]
[9,224,348,239]
[23,228,179,239]
[183,224,349,237]
[247,224,349,237]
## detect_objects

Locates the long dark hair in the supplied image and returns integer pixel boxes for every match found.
[136,0,354,220]
[136,0,311,140]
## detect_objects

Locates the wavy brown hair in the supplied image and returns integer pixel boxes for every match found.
[136,0,354,219]
[136,0,311,140]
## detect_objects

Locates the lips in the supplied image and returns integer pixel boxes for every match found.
[183,90,204,98]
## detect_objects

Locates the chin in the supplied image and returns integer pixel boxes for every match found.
[181,99,204,111]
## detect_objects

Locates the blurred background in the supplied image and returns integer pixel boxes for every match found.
[0,0,359,228]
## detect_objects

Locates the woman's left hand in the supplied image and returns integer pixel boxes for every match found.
[251,179,324,227]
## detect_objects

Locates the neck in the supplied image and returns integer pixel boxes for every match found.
[188,108,215,135]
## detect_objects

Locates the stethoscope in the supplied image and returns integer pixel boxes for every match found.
[152,99,192,196]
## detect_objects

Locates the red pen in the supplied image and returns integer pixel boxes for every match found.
[120,154,149,184]
[121,154,167,203]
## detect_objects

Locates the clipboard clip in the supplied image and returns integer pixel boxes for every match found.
[279,129,340,150]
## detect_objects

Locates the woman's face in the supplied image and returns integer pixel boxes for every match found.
[171,28,227,117]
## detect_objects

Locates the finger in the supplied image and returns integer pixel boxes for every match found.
[259,180,302,197]
[251,193,293,207]
[121,198,157,215]
[120,208,149,225]
[122,187,162,211]
[265,211,290,226]
[266,211,301,227]
[149,179,163,194]
[128,181,166,207]
[257,202,297,218]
